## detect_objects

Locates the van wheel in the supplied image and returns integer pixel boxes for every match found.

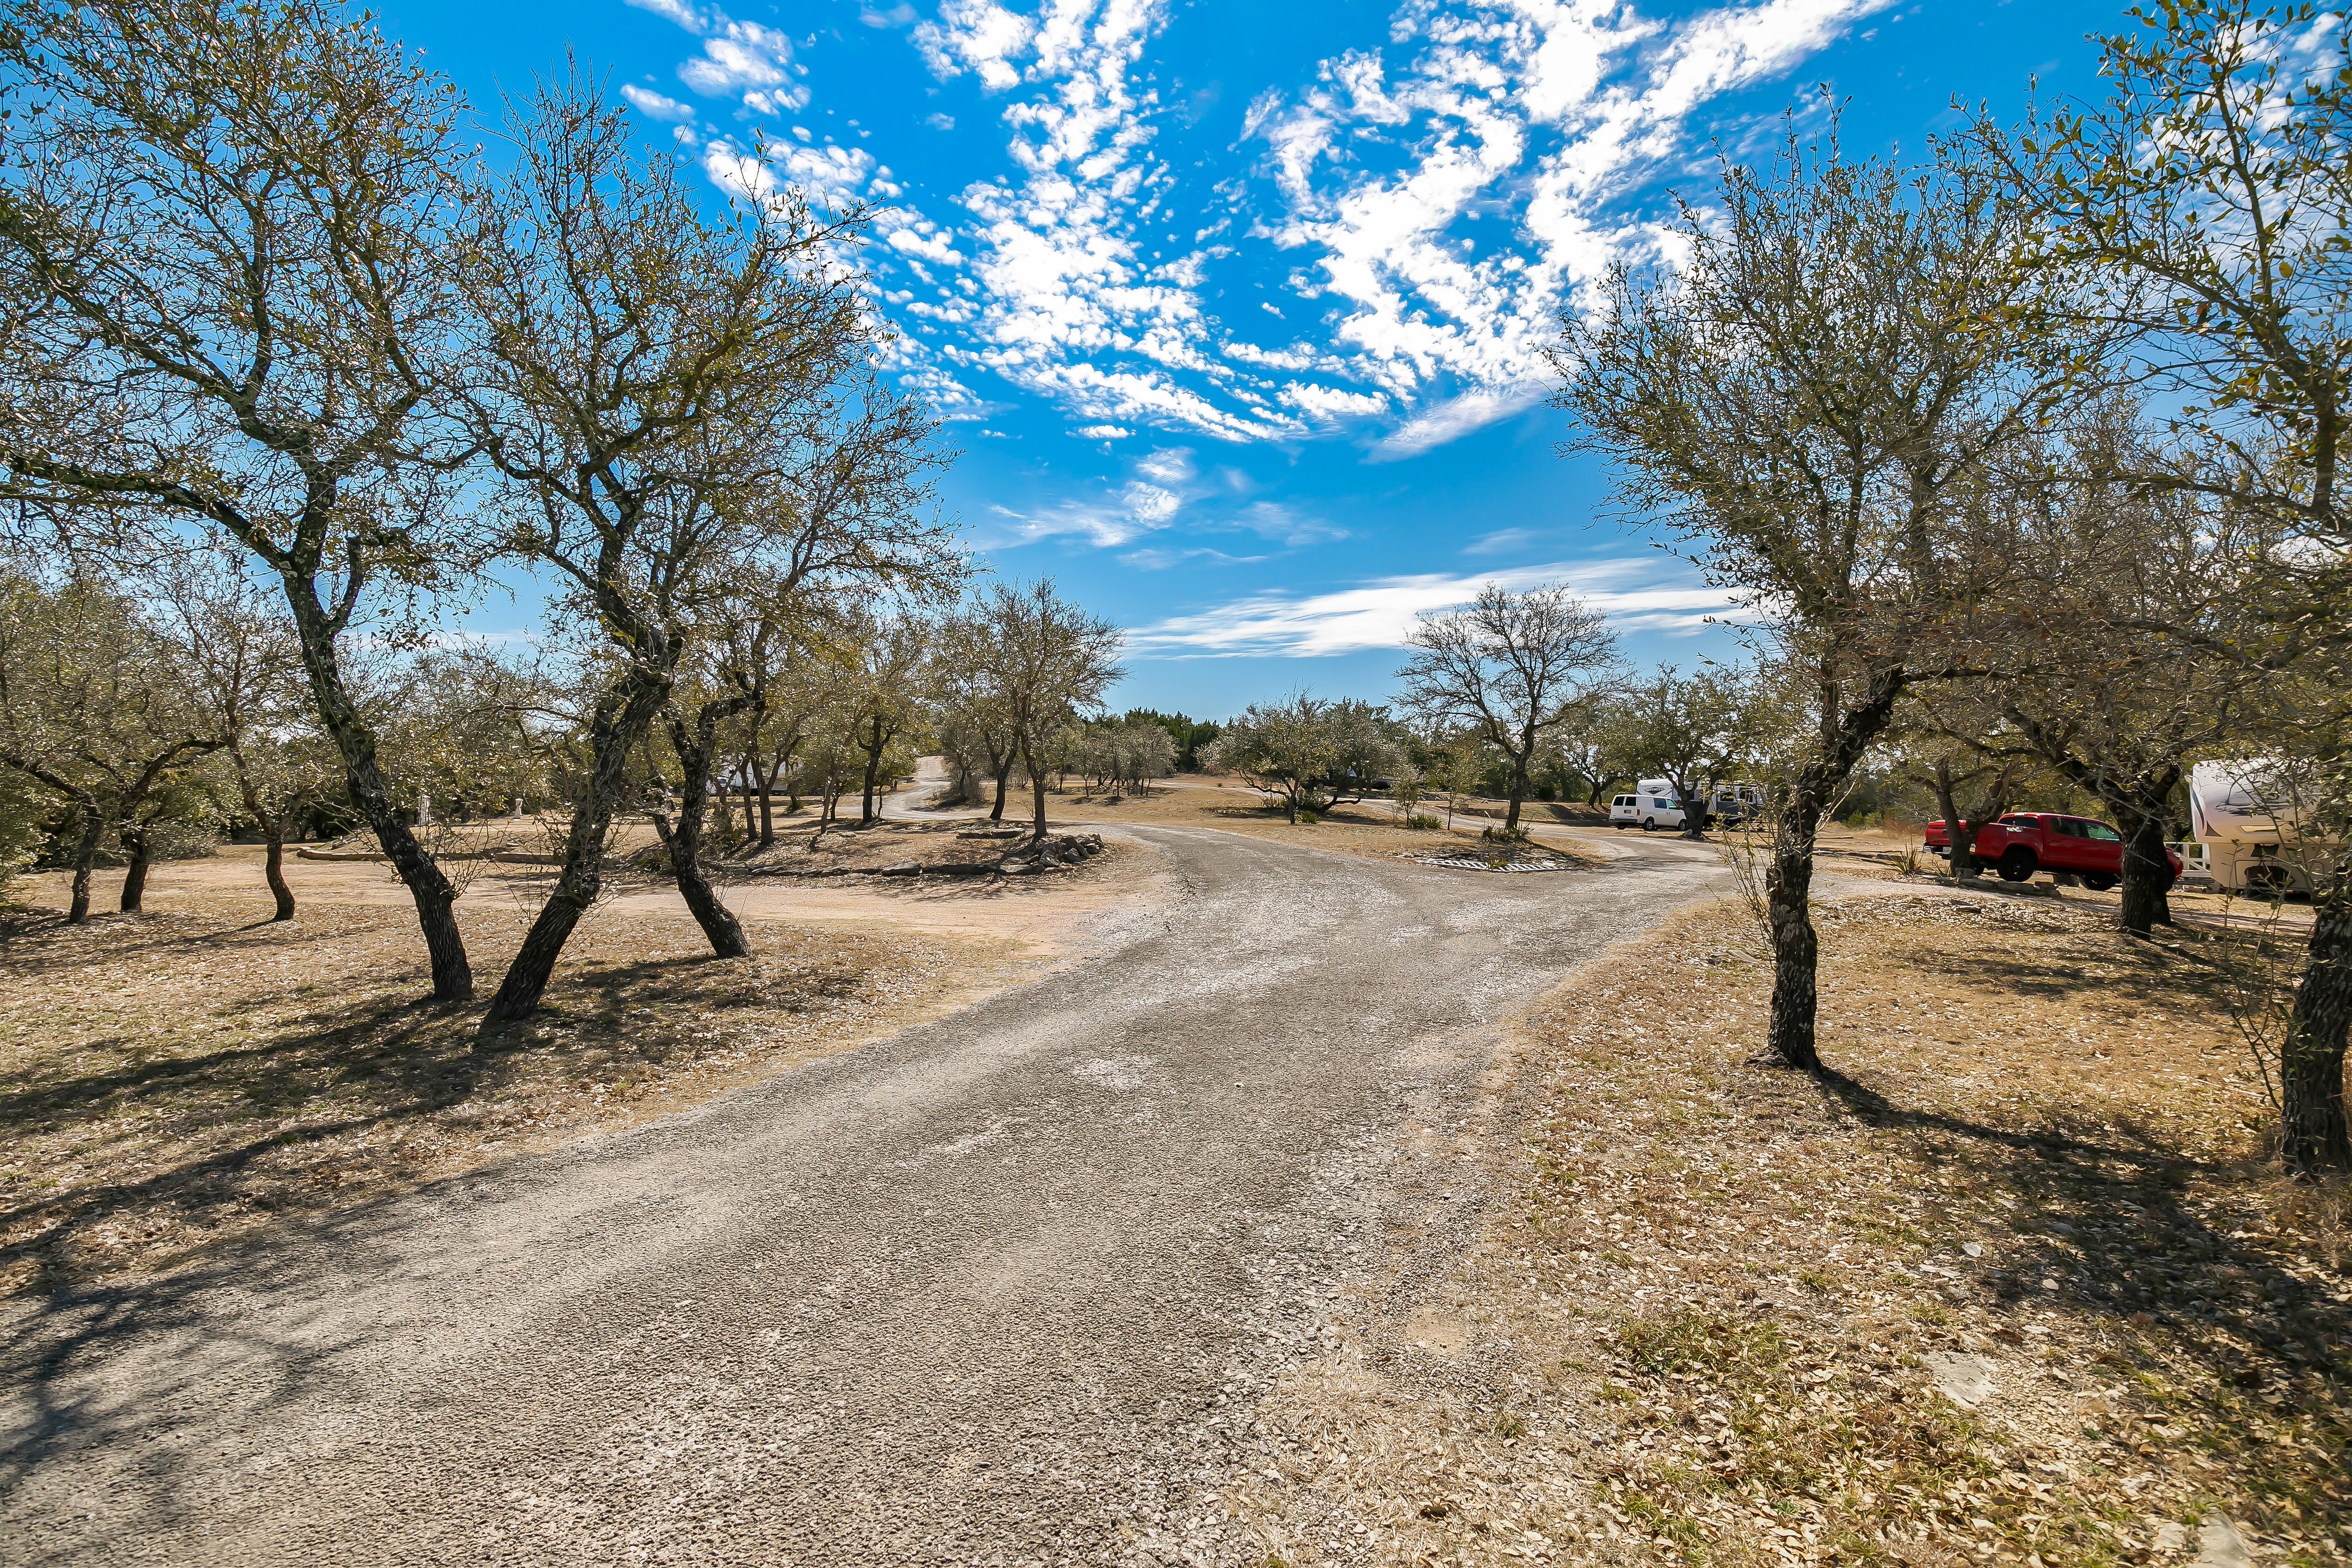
[1640,818,1655,832]
[1997,848,2037,883]
[2080,873,2117,892]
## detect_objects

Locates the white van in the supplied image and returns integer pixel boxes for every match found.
[1609,786,1688,831]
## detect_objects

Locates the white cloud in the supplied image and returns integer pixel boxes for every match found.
[679,21,798,99]
[1278,382,1391,421]
[624,0,715,30]
[620,84,697,123]
[1125,559,1743,656]
[913,0,1037,91]
[637,0,1888,465]
[1371,382,1546,459]
[1076,423,1132,439]
[883,0,1884,456]
[1134,447,1195,484]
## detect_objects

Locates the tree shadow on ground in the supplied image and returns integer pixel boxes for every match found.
[1801,1061,2350,1515]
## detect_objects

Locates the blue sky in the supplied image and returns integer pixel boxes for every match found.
[392,0,2125,719]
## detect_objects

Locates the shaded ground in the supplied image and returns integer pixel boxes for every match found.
[1218,894,2350,1566]
[0,878,1052,1299]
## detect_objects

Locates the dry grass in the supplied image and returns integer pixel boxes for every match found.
[997,781,1605,868]
[1220,895,2351,1567]
[0,888,1043,1298]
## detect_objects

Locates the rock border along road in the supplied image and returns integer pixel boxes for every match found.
[3,824,1727,1566]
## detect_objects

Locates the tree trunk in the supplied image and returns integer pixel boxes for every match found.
[1673,777,1708,840]
[1764,790,1823,1071]
[765,737,799,838]
[278,569,472,1001]
[263,814,295,922]
[861,720,885,826]
[1932,759,1980,880]
[2116,793,2177,936]
[64,805,107,926]
[1504,749,1528,831]
[2281,858,2352,1173]
[990,761,1012,822]
[483,656,675,1026]
[1022,732,1050,841]
[755,749,778,847]
[1762,665,1906,1072]
[119,823,152,912]
[663,698,754,960]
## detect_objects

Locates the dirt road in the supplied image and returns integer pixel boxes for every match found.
[3,825,1725,1566]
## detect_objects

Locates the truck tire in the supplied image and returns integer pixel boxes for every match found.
[2080,873,2117,892]
[1997,847,2037,882]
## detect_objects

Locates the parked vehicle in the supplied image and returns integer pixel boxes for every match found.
[1609,789,1687,831]
[1923,812,2183,889]
[2187,761,2335,894]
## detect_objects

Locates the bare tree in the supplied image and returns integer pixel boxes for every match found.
[969,581,1123,843]
[159,560,333,922]
[1202,694,1401,823]
[1552,124,2087,1072]
[1396,584,1617,834]
[460,74,873,1021]
[843,612,930,826]
[0,0,483,994]
[0,571,224,922]
[1981,0,2352,1170]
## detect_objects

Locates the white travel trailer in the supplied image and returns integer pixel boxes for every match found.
[2188,761,2336,894]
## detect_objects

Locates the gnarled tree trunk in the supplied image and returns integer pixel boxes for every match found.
[483,658,675,1026]
[2282,859,2352,1174]
[2113,784,2179,936]
[263,815,294,922]
[662,696,754,959]
[119,822,152,912]
[1762,665,1906,1073]
[63,803,107,926]
[280,571,471,1001]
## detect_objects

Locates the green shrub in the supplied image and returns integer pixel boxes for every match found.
[1406,812,1441,829]
[1295,810,1320,825]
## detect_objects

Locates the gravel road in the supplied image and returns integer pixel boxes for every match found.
[3,825,1726,1567]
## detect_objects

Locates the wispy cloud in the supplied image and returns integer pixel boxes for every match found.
[633,0,1890,467]
[1125,559,1742,657]
[620,84,697,122]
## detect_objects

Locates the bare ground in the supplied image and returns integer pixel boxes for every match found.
[1215,892,2350,1568]
[0,824,1170,1297]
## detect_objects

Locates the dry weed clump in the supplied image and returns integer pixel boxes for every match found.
[1221,896,2349,1568]
[0,893,1036,1296]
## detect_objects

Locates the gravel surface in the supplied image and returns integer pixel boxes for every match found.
[2,824,1725,1567]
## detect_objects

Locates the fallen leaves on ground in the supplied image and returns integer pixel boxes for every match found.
[1223,895,2350,1567]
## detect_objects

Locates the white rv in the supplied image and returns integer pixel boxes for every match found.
[2187,761,2336,894]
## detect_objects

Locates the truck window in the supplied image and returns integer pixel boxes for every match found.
[1999,815,2035,827]
[2083,822,2121,841]
[2054,819,2083,837]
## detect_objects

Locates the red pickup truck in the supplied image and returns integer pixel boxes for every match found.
[1924,812,2182,891]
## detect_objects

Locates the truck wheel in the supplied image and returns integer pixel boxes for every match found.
[1997,848,2037,883]
[2080,873,2117,892]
